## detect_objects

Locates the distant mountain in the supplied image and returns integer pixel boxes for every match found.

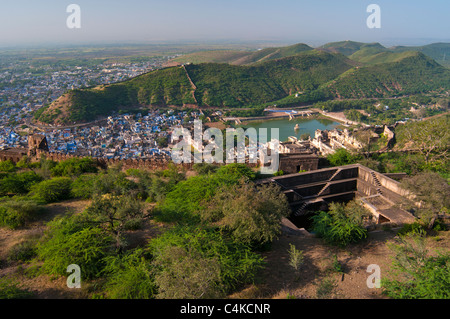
[320,40,450,68]
[390,43,450,67]
[172,43,314,65]
[322,51,450,99]
[36,44,450,125]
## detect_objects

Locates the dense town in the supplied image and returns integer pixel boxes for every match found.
[0,55,182,158]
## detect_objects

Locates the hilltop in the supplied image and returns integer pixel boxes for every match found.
[35,42,450,125]
[171,43,314,66]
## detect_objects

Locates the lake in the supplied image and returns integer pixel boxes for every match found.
[238,117,340,142]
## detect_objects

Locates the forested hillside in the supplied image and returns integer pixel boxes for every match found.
[36,46,450,124]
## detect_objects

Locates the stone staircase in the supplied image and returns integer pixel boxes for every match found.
[371,171,383,195]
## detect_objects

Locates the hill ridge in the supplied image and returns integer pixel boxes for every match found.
[36,45,450,125]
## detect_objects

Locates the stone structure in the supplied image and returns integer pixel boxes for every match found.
[27,134,49,158]
[258,164,415,227]
[278,153,319,174]
[0,147,27,163]
[311,128,364,155]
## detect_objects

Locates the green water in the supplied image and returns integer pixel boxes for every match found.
[238,117,340,142]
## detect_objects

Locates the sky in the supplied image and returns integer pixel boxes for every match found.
[0,0,449,48]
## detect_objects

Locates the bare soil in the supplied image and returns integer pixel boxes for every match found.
[232,229,450,299]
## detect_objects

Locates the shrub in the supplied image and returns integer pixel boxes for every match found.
[0,199,46,229]
[205,182,291,245]
[193,163,218,175]
[92,170,138,197]
[50,157,98,177]
[70,174,96,199]
[7,240,38,262]
[397,222,427,237]
[36,215,114,279]
[215,163,256,180]
[0,279,33,299]
[311,201,369,247]
[326,148,360,166]
[153,246,223,299]
[101,249,156,299]
[157,164,257,223]
[83,195,145,249]
[148,226,265,295]
[0,160,16,173]
[30,177,73,203]
[0,171,43,195]
[288,243,304,272]
[382,234,450,299]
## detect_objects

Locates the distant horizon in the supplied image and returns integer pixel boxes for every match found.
[1,0,449,49]
[1,38,449,51]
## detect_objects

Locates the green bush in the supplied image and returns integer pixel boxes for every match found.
[382,235,450,299]
[36,215,114,279]
[0,279,33,299]
[156,164,253,223]
[30,177,73,203]
[7,241,37,262]
[50,157,98,177]
[70,174,97,199]
[205,182,291,245]
[397,222,427,237]
[0,171,43,195]
[148,226,265,296]
[0,160,16,173]
[311,202,369,247]
[0,199,46,229]
[92,170,137,197]
[101,249,156,299]
[326,148,361,167]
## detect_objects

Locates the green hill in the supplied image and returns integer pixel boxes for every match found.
[349,50,418,65]
[390,43,450,67]
[171,50,251,65]
[322,52,450,99]
[37,48,450,125]
[319,41,386,56]
[172,43,314,66]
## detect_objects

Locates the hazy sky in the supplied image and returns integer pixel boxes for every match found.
[0,0,449,47]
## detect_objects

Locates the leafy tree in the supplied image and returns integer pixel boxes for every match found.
[83,195,146,250]
[327,148,361,166]
[396,115,449,165]
[400,172,450,226]
[205,182,290,245]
